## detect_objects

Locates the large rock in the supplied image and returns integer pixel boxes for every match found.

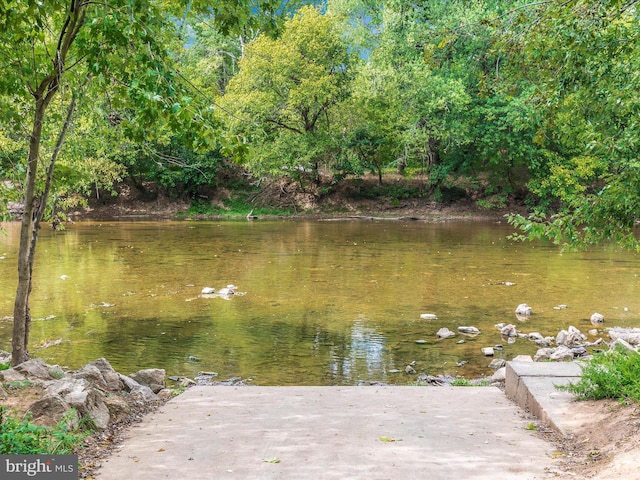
[28,395,78,428]
[86,358,123,391]
[550,345,574,362]
[0,368,27,383]
[45,377,110,430]
[608,327,640,346]
[129,368,166,394]
[14,358,54,380]
[119,374,158,402]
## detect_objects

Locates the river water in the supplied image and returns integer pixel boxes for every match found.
[1,219,639,384]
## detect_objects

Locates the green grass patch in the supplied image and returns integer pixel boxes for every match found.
[557,345,640,403]
[0,407,87,454]
[186,195,292,218]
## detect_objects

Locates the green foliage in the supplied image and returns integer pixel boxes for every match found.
[0,362,10,371]
[0,408,85,454]
[558,347,640,403]
[220,6,352,186]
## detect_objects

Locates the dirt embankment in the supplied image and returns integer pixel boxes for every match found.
[69,176,526,222]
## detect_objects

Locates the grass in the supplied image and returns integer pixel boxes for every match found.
[0,407,87,454]
[557,345,640,403]
[184,196,292,218]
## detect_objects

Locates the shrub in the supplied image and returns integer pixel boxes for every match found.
[0,407,86,454]
[558,346,640,403]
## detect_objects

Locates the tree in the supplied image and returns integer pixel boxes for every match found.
[502,0,640,249]
[220,6,352,189]
[1,0,300,366]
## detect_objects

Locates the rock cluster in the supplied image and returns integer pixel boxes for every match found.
[0,355,170,429]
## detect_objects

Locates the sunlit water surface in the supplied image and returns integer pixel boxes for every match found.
[1,220,639,384]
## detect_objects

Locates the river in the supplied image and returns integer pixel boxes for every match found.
[1,219,639,384]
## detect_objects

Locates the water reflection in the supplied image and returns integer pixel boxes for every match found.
[0,220,639,384]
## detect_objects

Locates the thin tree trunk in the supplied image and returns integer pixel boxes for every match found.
[12,99,47,365]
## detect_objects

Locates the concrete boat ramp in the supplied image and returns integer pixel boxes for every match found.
[96,361,584,480]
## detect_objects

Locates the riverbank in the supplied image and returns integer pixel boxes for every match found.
[67,176,526,223]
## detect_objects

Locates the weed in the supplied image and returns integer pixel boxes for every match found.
[450,378,473,387]
[557,346,640,403]
[0,362,9,371]
[0,407,86,454]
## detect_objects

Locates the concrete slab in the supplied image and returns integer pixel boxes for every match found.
[505,361,584,435]
[96,386,556,480]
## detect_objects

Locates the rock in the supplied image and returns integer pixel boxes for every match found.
[404,365,417,375]
[201,287,215,294]
[74,364,109,390]
[500,324,518,338]
[88,358,123,391]
[14,358,54,380]
[436,327,456,339]
[0,368,27,383]
[481,347,495,356]
[0,384,7,400]
[607,327,640,345]
[550,345,574,362]
[611,338,639,353]
[488,358,506,369]
[218,284,237,296]
[103,394,131,422]
[0,350,11,364]
[512,355,533,362]
[490,367,507,382]
[553,304,568,310]
[515,303,532,316]
[119,374,158,402]
[458,326,480,335]
[420,313,438,320]
[533,348,555,362]
[527,332,544,343]
[590,312,605,325]
[45,377,110,430]
[28,395,77,428]
[130,368,166,394]
[415,339,427,344]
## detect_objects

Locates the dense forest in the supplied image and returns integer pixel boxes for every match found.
[1,0,640,248]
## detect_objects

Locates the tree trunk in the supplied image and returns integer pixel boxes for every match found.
[12,99,47,366]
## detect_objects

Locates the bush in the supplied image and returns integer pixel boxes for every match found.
[0,407,85,454]
[558,346,640,403]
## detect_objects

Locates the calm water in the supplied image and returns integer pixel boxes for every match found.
[1,220,639,384]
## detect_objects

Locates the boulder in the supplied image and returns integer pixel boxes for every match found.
[488,359,506,369]
[550,345,574,362]
[130,368,166,394]
[420,313,438,320]
[14,358,54,380]
[590,312,605,325]
[45,377,110,430]
[490,367,506,383]
[533,348,555,362]
[89,358,123,391]
[28,395,77,428]
[481,347,495,356]
[515,304,532,316]
[608,327,640,346]
[119,374,158,402]
[500,324,517,338]
[0,368,27,383]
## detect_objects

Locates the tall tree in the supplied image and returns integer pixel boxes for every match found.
[503,0,640,249]
[0,0,301,366]
[220,5,352,189]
